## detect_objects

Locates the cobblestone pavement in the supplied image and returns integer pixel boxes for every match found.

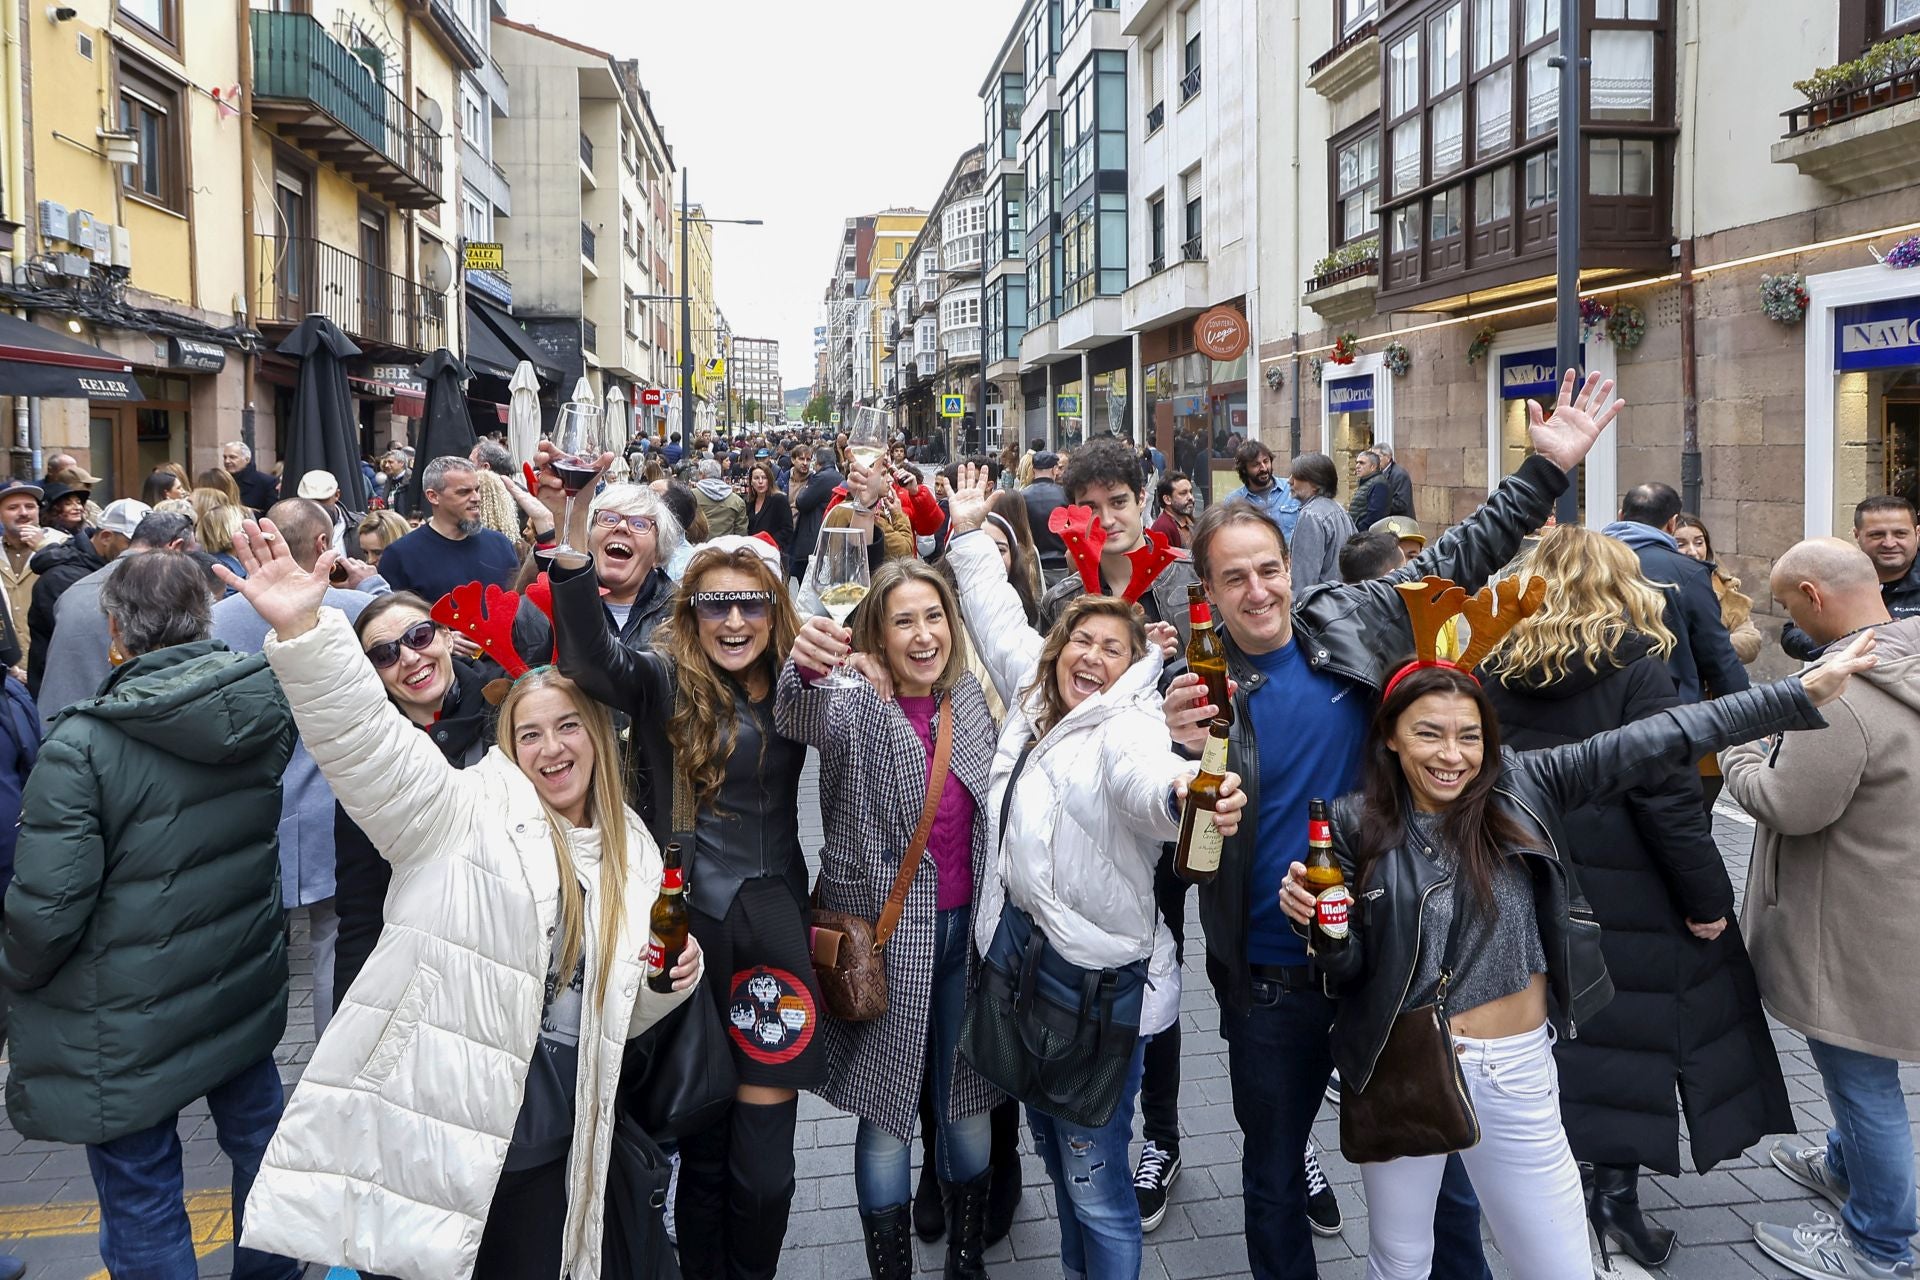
[0,759,1913,1278]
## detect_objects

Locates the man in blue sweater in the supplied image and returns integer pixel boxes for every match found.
[376,456,520,604]
[1220,440,1301,540]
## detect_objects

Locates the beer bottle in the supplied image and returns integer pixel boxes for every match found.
[1304,798,1351,957]
[1175,724,1230,884]
[646,841,690,993]
[1185,583,1233,730]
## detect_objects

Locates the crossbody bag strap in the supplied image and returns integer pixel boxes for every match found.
[671,699,698,837]
[871,697,954,950]
[1433,860,1497,1015]
[997,736,1039,851]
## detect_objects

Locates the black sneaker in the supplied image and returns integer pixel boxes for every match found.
[1305,1140,1343,1237]
[1133,1141,1181,1233]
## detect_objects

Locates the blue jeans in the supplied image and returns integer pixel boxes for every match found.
[1222,984,1491,1280]
[1809,1037,1917,1265]
[1028,1040,1148,1280]
[84,1056,300,1280]
[855,906,992,1213]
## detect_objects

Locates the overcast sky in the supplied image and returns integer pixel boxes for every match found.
[499,0,1022,392]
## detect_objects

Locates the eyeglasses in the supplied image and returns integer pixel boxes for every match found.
[363,619,442,670]
[593,511,656,534]
[691,590,775,624]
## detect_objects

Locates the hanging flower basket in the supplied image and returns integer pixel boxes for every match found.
[1382,341,1412,378]
[1760,273,1810,325]
[1606,302,1648,350]
[1579,298,1613,341]
[1466,325,1497,367]
[1310,356,1327,384]
[1878,235,1920,270]
[1330,332,1361,365]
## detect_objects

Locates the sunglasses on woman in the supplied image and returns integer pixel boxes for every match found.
[363,619,442,670]
[691,590,774,624]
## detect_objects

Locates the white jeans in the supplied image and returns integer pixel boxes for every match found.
[1361,1022,1588,1280]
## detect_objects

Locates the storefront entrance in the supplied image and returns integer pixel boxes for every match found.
[1806,268,1920,537]
[87,373,191,500]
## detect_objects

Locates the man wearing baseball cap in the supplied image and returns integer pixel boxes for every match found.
[296,469,361,557]
[24,499,150,696]
[0,479,58,669]
[1370,513,1426,559]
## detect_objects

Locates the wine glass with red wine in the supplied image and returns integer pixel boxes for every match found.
[551,399,605,556]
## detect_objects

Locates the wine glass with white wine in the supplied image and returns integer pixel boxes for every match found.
[845,405,893,474]
[810,526,870,688]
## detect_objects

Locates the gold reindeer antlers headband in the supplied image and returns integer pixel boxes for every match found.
[1384,574,1547,699]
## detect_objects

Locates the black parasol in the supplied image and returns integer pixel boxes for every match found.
[276,315,368,512]
[403,348,476,515]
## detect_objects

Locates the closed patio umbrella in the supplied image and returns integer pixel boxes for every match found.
[507,360,541,465]
[403,349,475,514]
[277,314,367,512]
[605,384,630,447]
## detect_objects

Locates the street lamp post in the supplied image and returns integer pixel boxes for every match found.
[1550,0,1586,526]
[641,166,758,445]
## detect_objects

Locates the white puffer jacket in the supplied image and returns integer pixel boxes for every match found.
[949,531,1186,1036]
[240,609,696,1280]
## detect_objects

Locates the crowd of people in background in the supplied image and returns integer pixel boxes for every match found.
[0,379,1910,1280]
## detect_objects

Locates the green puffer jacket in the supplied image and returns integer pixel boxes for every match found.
[0,640,295,1145]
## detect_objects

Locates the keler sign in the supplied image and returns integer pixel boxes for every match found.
[1194,306,1249,361]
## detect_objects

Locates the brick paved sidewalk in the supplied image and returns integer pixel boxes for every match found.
[0,766,1911,1278]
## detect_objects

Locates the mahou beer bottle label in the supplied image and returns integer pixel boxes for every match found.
[1314,885,1352,939]
[646,935,668,976]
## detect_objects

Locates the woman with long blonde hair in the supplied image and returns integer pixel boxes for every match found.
[214,519,701,1280]
[539,444,818,1280]
[1480,524,1791,1269]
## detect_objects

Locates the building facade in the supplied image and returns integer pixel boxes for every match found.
[892,147,987,458]
[675,204,721,436]
[730,335,782,426]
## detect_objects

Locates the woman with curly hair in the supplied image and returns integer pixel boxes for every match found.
[1479,524,1792,1268]
[539,444,817,1280]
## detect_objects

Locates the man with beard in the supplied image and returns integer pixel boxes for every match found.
[374,456,519,602]
[1150,471,1197,548]
[1221,440,1300,540]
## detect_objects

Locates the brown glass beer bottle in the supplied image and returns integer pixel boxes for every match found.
[1175,725,1230,884]
[1305,798,1351,957]
[1185,583,1233,730]
[647,841,689,993]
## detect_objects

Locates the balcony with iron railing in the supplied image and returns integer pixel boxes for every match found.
[252,234,445,353]
[1773,38,1920,196]
[1182,232,1204,261]
[583,318,598,352]
[1180,64,1202,104]
[579,132,595,185]
[942,233,984,273]
[250,10,443,209]
[581,222,596,263]
[1146,100,1165,134]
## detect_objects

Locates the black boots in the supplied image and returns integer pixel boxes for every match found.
[913,1156,947,1241]
[1588,1162,1676,1268]
[861,1204,915,1280]
[945,1172,991,1280]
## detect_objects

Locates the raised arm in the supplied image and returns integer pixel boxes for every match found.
[549,558,676,725]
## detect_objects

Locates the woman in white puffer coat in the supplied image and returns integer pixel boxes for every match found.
[213,519,703,1280]
[943,465,1248,1280]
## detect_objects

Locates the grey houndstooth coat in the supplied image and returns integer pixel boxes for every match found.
[773,658,1002,1145]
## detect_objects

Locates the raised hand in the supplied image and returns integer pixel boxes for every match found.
[1800,628,1877,707]
[1526,369,1624,473]
[947,462,994,535]
[214,518,336,641]
[792,614,852,676]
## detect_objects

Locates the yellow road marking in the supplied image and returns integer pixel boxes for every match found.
[0,1190,232,1278]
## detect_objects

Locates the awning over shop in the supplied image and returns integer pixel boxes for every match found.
[466,295,563,384]
[0,312,139,400]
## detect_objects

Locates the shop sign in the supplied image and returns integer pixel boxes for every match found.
[1835,297,1920,372]
[371,362,427,398]
[941,394,966,418]
[1326,374,1374,413]
[1056,394,1082,415]
[166,336,227,373]
[463,242,505,272]
[1194,305,1250,362]
[1498,349,1561,400]
[641,387,664,406]
[1173,394,1207,416]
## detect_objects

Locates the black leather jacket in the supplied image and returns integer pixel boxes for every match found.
[1201,455,1569,1015]
[549,558,807,920]
[1313,680,1823,1091]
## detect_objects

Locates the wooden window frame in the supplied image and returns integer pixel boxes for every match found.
[116,54,186,215]
[1840,0,1920,59]
[1328,114,1382,250]
[113,0,179,55]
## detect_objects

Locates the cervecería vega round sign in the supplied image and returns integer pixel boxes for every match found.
[1194,306,1250,361]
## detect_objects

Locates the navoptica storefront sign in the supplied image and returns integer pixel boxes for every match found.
[1326,375,1374,413]
[1836,296,1920,372]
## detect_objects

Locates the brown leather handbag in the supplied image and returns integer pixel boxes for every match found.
[1340,872,1486,1164]
[809,704,952,1023]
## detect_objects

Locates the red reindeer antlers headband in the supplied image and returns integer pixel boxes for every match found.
[432,578,558,704]
[1047,505,1183,604]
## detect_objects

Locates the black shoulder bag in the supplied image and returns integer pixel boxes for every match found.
[958,738,1150,1128]
[1340,870,1491,1164]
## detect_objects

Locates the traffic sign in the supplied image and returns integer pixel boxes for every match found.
[941,394,965,418]
[831,411,842,425]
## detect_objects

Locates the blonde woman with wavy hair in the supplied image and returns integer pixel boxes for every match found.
[538,440,819,1280]
[213,518,701,1280]
[1482,523,1792,1270]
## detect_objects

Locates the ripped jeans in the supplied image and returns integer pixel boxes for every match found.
[1027,1038,1149,1280]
